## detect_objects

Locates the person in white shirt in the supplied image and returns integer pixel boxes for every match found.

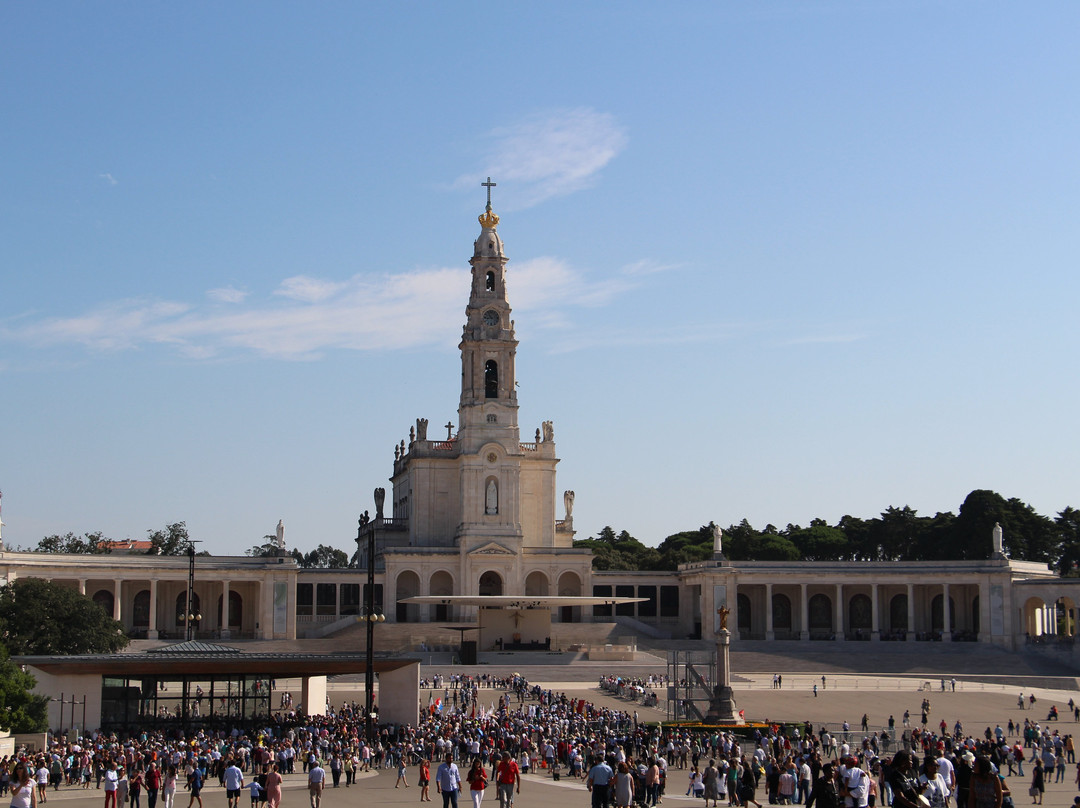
[223,762,244,808]
[843,759,869,808]
[918,760,948,808]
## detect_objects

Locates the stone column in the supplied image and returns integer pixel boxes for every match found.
[113,580,122,622]
[834,584,844,642]
[906,583,915,641]
[221,580,231,639]
[942,583,952,642]
[78,579,87,596]
[871,583,880,641]
[765,583,775,641]
[799,583,809,641]
[148,579,159,640]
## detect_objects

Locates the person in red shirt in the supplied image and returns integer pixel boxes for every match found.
[494,753,520,808]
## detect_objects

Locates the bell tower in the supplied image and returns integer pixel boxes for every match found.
[458,178,519,449]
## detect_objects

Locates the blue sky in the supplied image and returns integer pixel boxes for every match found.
[2,2,1077,556]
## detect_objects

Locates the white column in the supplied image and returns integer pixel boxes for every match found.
[906,583,915,640]
[942,584,952,642]
[871,583,880,641]
[78,579,87,596]
[765,583,775,641]
[113,580,122,622]
[834,584,844,642]
[800,583,809,641]
[221,580,231,638]
[148,579,159,639]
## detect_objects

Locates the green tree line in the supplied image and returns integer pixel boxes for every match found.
[575,490,1080,574]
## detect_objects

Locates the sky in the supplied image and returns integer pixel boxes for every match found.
[2,2,1078,557]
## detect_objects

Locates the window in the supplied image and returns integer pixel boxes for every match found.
[340,584,360,616]
[593,585,612,617]
[660,586,680,617]
[316,583,337,616]
[297,583,313,616]
[486,271,495,292]
[637,586,657,618]
[485,361,498,398]
[615,585,635,616]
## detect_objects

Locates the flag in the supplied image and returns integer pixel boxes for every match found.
[436,698,443,712]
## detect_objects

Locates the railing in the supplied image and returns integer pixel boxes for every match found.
[431,441,456,451]
[520,442,539,452]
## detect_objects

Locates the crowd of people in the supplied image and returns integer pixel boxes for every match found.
[1,673,1078,808]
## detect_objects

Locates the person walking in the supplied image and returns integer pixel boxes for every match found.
[436,755,462,808]
[306,760,324,808]
[161,766,177,808]
[263,765,281,808]
[494,753,519,808]
[1028,760,1043,805]
[466,759,487,808]
[419,759,432,803]
[10,761,37,808]
[103,763,119,808]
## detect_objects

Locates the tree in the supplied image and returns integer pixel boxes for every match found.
[247,536,280,558]
[0,578,129,656]
[291,545,350,569]
[35,531,110,554]
[0,647,48,732]
[146,522,197,556]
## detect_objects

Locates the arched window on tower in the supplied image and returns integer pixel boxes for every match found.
[485,360,498,398]
[486,271,495,292]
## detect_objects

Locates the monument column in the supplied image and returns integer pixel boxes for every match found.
[799,583,809,641]
[942,583,952,642]
[765,583,774,641]
[906,583,916,641]
[78,579,87,596]
[871,583,880,641]
[221,580,231,639]
[834,584,844,641]
[705,607,742,724]
[148,578,159,639]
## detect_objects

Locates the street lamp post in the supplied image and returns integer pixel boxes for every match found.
[358,509,384,744]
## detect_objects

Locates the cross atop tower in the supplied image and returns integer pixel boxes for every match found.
[482,177,496,211]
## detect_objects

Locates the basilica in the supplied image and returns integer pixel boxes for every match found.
[3,192,1080,658]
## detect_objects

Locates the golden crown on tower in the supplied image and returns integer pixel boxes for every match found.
[479,208,500,229]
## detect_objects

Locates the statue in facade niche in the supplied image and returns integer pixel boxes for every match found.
[485,480,498,515]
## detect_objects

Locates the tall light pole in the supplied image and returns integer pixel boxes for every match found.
[358,505,384,745]
[182,540,203,641]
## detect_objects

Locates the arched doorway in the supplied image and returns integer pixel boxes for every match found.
[93,589,114,617]
[396,571,421,622]
[558,571,582,623]
[889,594,908,633]
[133,590,151,628]
[808,594,832,638]
[736,593,751,636]
[478,571,503,597]
[524,571,549,597]
[217,591,243,629]
[930,595,956,634]
[429,571,454,621]
[849,594,872,637]
[772,593,792,637]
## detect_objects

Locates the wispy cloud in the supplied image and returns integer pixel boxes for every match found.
[2,257,648,362]
[780,333,866,345]
[98,173,118,186]
[456,108,627,208]
[207,287,249,304]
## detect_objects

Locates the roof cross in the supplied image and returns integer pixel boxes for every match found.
[482,177,496,211]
